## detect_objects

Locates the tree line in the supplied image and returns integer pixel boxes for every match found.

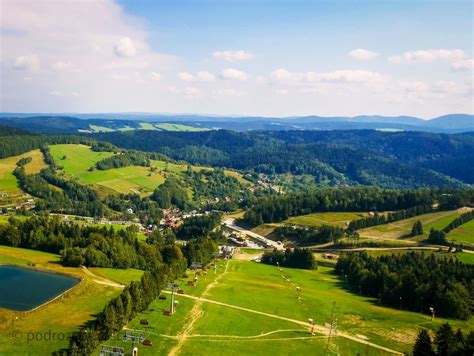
[261,248,317,270]
[243,187,444,226]
[442,210,474,233]
[273,225,344,245]
[335,252,473,319]
[347,205,433,232]
[413,323,473,356]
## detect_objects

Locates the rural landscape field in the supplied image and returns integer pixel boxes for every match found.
[1,0,473,355]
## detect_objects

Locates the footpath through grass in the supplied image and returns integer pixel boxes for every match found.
[102,256,474,355]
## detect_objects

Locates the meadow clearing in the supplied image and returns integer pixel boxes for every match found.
[102,253,473,355]
[49,144,248,196]
[358,210,462,241]
[0,149,47,194]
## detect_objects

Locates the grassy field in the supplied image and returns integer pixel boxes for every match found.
[103,256,473,355]
[50,144,248,196]
[456,252,474,265]
[359,210,462,241]
[447,219,474,245]
[50,144,169,195]
[91,267,144,285]
[0,150,47,194]
[154,123,208,132]
[0,246,122,355]
[285,212,369,228]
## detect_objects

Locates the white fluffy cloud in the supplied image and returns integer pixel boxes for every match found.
[348,49,379,60]
[271,68,387,84]
[178,71,215,82]
[220,68,248,81]
[114,37,137,57]
[389,49,465,63]
[178,72,195,82]
[213,50,254,62]
[196,71,216,82]
[150,72,161,81]
[13,55,40,71]
[451,59,474,72]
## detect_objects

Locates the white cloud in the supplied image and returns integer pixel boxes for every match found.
[150,71,161,81]
[307,70,387,83]
[451,59,474,71]
[348,49,379,60]
[49,90,64,97]
[389,49,465,63]
[220,68,247,81]
[178,71,216,82]
[13,55,40,71]
[274,89,288,95]
[214,89,245,96]
[114,37,137,57]
[196,71,215,82]
[168,86,201,97]
[178,72,195,82]
[213,50,254,62]
[270,68,300,81]
[271,68,387,84]
[52,61,74,71]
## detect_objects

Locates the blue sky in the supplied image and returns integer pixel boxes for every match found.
[1,0,473,117]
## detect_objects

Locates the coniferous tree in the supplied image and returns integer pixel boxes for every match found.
[413,329,435,356]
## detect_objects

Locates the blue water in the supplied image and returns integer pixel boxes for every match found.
[0,265,79,311]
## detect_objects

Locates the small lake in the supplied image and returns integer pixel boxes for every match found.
[0,265,79,311]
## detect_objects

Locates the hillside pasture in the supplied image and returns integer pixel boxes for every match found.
[104,257,473,355]
[285,212,368,228]
[358,210,462,241]
[0,150,46,194]
[447,219,474,245]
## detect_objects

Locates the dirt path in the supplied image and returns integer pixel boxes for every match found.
[170,292,403,355]
[81,266,124,288]
[167,262,229,356]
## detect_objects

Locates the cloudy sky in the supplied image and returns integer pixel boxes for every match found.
[1,0,473,118]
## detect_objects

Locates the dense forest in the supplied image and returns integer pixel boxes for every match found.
[335,252,474,319]
[93,129,474,188]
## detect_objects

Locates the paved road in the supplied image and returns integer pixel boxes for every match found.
[223,218,284,250]
[165,290,403,355]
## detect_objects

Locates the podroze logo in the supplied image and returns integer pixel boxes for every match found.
[10,329,73,343]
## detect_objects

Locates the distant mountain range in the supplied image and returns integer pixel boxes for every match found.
[0,113,472,133]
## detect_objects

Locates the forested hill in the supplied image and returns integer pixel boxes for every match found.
[92,129,474,189]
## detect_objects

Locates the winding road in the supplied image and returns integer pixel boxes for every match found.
[223,218,284,250]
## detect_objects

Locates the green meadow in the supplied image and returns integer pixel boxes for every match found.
[447,219,474,245]
[103,257,473,355]
[0,150,47,194]
[359,210,462,241]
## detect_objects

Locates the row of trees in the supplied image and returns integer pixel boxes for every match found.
[68,261,184,354]
[261,248,317,270]
[95,151,151,170]
[347,205,433,232]
[273,225,344,245]
[413,323,473,356]
[335,252,473,319]
[442,210,474,233]
[243,187,443,226]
